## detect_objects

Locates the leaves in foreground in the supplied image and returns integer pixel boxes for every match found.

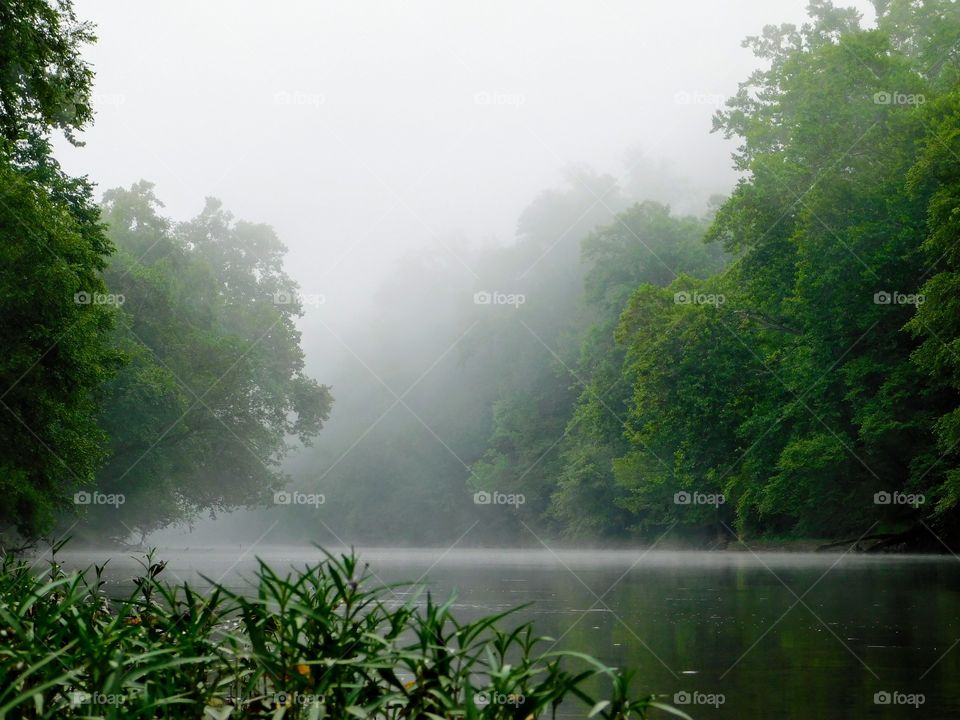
[0,547,680,719]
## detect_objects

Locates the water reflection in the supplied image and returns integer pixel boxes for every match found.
[55,548,959,718]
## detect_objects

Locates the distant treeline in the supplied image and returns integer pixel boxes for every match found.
[300,0,960,548]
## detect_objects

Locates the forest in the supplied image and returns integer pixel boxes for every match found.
[1,0,959,554]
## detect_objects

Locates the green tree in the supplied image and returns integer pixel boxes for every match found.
[0,0,117,544]
[0,0,95,147]
[679,0,958,539]
[906,89,960,517]
[86,183,333,541]
[0,164,117,540]
[551,202,726,537]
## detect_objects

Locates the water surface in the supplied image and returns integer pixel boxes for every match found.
[56,547,960,719]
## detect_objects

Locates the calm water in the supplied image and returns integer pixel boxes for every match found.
[55,547,960,719]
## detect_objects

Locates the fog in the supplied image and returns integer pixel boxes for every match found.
[52,0,881,547]
[61,0,870,353]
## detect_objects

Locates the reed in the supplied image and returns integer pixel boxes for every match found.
[0,543,685,719]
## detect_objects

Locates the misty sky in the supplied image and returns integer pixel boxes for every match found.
[58,0,876,378]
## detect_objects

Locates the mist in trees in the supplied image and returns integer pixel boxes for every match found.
[1,0,958,553]
[249,0,960,549]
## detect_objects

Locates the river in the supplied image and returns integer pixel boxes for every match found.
[56,546,959,719]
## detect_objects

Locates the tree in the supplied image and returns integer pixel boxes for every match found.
[0,0,117,544]
[0,164,118,540]
[85,183,333,540]
[674,0,959,539]
[0,0,95,148]
[467,170,628,527]
[906,89,960,518]
[551,202,726,537]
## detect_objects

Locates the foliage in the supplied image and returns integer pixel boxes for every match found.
[5,0,960,549]
[0,0,95,148]
[0,162,118,540]
[85,184,334,539]
[905,88,960,515]
[0,547,680,719]
[406,0,960,545]
[0,0,117,542]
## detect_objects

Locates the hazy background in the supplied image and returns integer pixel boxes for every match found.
[56,0,877,543]
[60,0,874,366]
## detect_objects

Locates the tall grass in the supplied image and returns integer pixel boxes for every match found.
[0,543,685,719]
